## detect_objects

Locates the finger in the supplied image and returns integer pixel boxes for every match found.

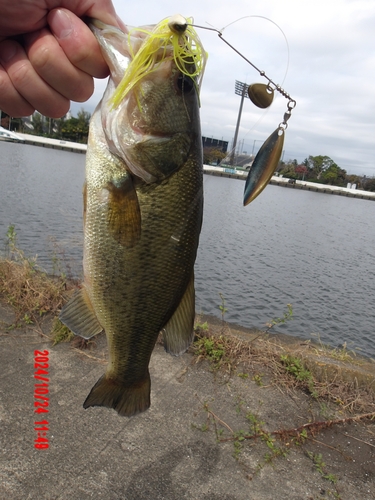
[25,28,95,103]
[47,9,109,79]
[0,62,35,117]
[0,39,70,118]
[72,0,120,27]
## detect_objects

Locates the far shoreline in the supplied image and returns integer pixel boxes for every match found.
[3,135,375,201]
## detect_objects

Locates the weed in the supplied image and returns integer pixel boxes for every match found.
[0,226,76,330]
[191,317,374,413]
[306,451,338,484]
[48,236,80,282]
[191,422,210,432]
[193,333,235,372]
[218,292,227,324]
[265,303,293,333]
[235,397,246,415]
[194,320,209,333]
[262,433,288,464]
[252,374,263,386]
[311,333,360,363]
[0,258,67,322]
[5,224,17,256]
[280,354,312,382]
[280,354,318,397]
[192,395,373,486]
[232,436,243,459]
[292,428,308,446]
[51,317,74,345]
[246,411,265,435]
[234,406,288,469]
[23,313,33,325]
[319,402,335,420]
[197,337,224,363]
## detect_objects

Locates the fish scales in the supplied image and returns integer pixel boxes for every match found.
[85,123,202,379]
[59,15,206,416]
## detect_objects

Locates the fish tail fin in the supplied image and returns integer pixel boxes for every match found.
[83,373,151,417]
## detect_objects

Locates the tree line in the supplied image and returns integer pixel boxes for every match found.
[277,156,375,192]
[1,109,91,144]
[2,110,374,192]
[203,146,375,192]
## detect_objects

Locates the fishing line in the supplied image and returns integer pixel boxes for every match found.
[195,16,290,96]
[190,16,295,125]
[219,15,290,143]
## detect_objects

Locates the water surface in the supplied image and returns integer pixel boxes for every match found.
[1,142,374,357]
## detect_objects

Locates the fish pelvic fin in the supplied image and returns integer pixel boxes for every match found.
[83,373,151,417]
[162,274,195,356]
[59,288,103,339]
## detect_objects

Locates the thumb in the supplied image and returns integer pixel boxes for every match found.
[48,8,109,78]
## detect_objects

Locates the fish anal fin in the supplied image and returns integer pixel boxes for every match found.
[83,373,151,417]
[106,177,141,248]
[162,275,195,356]
[59,288,103,339]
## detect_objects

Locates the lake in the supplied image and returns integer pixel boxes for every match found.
[1,141,374,358]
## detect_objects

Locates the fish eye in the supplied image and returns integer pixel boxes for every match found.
[176,74,195,94]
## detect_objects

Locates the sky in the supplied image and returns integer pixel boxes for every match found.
[73,0,375,176]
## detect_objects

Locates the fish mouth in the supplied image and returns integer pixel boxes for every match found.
[90,19,159,86]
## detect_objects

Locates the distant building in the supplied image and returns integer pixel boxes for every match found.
[222,153,254,168]
[202,136,228,153]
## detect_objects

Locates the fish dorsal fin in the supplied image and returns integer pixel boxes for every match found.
[162,274,195,355]
[59,288,103,339]
[106,176,141,248]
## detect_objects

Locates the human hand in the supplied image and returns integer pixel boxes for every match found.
[0,1,124,118]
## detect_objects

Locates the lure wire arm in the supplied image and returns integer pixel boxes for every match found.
[189,23,296,123]
[189,21,298,206]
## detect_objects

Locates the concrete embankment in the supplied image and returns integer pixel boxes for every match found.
[0,300,374,500]
[16,133,87,153]
[9,135,375,201]
[204,165,375,201]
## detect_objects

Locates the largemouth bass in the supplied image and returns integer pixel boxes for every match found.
[60,15,206,416]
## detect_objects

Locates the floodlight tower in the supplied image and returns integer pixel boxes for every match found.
[230,80,249,166]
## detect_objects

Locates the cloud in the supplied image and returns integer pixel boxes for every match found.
[72,0,375,176]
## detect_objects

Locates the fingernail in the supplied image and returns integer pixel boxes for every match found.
[0,41,17,62]
[50,9,73,39]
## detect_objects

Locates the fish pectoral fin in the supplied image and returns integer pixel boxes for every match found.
[162,274,195,356]
[59,288,103,339]
[83,373,151,417]
[106,176,141,247]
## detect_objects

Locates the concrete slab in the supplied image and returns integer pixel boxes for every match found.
[0,312,374,500]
